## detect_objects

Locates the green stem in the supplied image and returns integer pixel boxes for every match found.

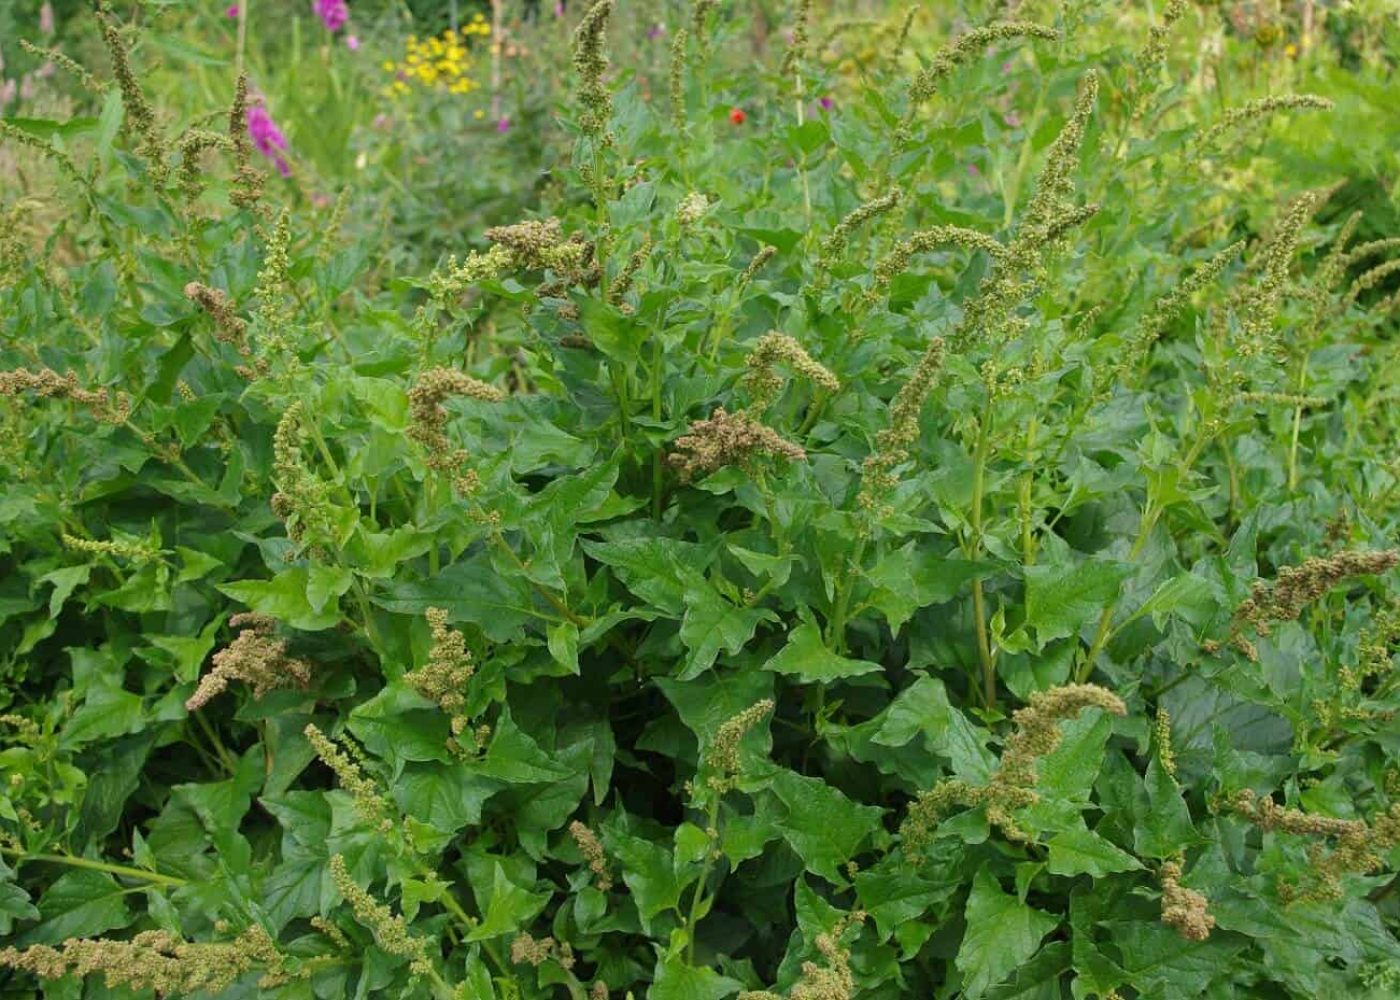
[1286,357,1309,491]
[190,708,237,776]
[828,536,869,655]
[968,404,997,709]
[3,848,186,888]
[683,794,723,965]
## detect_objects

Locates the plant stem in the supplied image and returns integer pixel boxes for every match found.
[828,536,868,655]
[683,794,723,964]
[2,848,186,888]
[968,404,997,710]
[1286,356,1309,491]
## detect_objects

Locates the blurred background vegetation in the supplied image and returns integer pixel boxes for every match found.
[2,0,1398,278]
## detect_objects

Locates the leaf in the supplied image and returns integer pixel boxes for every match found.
[677,583,776,679]
[867,544,998,632]
[871,675,995,782]
[955,867,1059,999]
[1046,827,1144,878]
[465,862,550,941]
[374,555,536,642]
[475,708,574,785]
[1023,559,1133,643]
[348,683,454,768]
[582,537,707,615]
[649,954,744,1000]
[763,621,882,684]
[220,568,343,631]
[20,870,131,946]
[766,767,885,884]
[1134,755,1197,859]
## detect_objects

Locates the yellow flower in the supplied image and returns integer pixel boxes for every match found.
[1284,42,1298,58]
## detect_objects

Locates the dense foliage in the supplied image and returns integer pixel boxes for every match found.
[3,1,1400,998]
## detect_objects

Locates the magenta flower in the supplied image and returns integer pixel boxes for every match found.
[247,103,291,177]
[554,2,565,16]
[344,34,360,50]
[819,96,833,111]
[496,116,511,133]
[312,0,349,33]
[647,23,666,40]
[226,4,239,17]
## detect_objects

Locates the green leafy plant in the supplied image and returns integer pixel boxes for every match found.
[4,1,1400,998]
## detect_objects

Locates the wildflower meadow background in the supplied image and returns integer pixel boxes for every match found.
[2,1,1400,997]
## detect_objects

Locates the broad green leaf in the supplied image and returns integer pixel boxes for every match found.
[956,867,1058,999]
[1024,559,1133,644]
[649,954,744,1000]
[1046,827,1144,878]
[766,767,885,884]
[871,675,995,782]
[678,584,776,679]
[868,544,998,632]
[20,870,131,946]
[375,556,536,642]
[220,568,343,631]
[763,621,882,684]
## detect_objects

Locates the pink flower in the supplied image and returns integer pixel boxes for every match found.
[40,3,55,35]
[247,103,291,177]
[967,163,980,177]
[554,2,565,16]
[496,116,511,133]
[819,96,833,111]
[226,4,239,17]
[344,34,360,50]
[1003,110,1021,128]
[312,0,349,33]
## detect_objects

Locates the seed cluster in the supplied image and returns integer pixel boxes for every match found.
[329,855,434,979]
[1228,549,1400,659]
[1160,858,1214,940]
[407,366,506,493]
[902,684,1127,853]
[0,925,288,995]
[743,332,840,412]
[187,613,313,711]
[669,408,806,481]
[1226,790,1400,902]
[0,367,130,424]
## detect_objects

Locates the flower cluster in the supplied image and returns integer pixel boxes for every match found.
[1160,858,1214,941]
[902,684,1127,854]
[669,408,806,481]
[403,607,486,752]
[304,724,396,835]
[0,367,131,424]
[743,332,840,412]
[382,20,489,98]
[568,820,613,891]
[406,367,506,495]
[328,855,434,980]
[0,925,288,995]
[1225,790,1400,902]
[1225,549,1400,659]
[186,613,314,711]
[706,699,775,794]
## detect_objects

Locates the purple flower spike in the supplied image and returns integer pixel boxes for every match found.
[313,0,349,33]
[247,103,291,177]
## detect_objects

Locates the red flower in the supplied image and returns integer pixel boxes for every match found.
[729,107,746,125]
